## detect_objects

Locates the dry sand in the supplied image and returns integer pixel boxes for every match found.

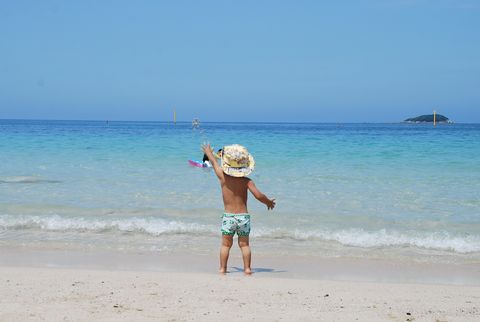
[1,265,479,322]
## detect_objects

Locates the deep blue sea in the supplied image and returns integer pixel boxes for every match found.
[1,120,479,263]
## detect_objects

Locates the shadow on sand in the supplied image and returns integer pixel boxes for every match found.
[230,267,287,274]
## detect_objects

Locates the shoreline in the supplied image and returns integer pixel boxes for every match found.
[2,242,480,321]
[1,247,480,286]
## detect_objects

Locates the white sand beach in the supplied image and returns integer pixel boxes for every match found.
[1,249,479,322]
[1,266,480,322]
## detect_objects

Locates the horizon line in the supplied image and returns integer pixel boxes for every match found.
[1,118,477,125]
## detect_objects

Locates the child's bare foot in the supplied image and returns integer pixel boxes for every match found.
[219,268,227,275]
[244,268,252,275]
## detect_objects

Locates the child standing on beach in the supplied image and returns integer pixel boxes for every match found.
[202,144,275,275]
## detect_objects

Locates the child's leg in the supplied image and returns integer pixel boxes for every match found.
[238,236,252,275]
[219,234,233,274]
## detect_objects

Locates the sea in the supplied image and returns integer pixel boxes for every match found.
[1,120,479,264]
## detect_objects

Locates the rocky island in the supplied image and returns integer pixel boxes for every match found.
[403,114,452,123]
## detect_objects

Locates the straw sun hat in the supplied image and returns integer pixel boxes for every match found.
[221,144,255,177]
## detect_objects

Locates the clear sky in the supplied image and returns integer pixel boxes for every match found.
[1,0,479,122]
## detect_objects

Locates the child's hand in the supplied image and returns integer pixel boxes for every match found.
[266,198,276,210]
[201,143,213,155]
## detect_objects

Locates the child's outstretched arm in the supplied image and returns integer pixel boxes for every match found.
[247,179,276,210]
[202,144,224,182]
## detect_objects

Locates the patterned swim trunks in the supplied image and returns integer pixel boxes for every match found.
[221,213,251,236]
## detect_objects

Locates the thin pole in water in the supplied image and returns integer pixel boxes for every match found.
[433,110,436,127]
[173,109,176,125]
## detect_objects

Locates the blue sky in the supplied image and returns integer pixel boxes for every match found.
[1,0,479,122]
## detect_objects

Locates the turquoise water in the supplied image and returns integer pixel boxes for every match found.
[1,120,479,262]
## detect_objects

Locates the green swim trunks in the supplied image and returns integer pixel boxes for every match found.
[221,213,251,236]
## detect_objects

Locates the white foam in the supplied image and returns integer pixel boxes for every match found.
[1,214,479,254]
[253,228,480,254]
[0,176,60,184]
[0,214,216,236]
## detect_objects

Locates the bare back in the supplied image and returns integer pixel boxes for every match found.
[202,143,275,214]
[221,175,250,214]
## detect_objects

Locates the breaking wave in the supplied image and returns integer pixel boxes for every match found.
[0,176,61,184]
[0,214,215,236]
[255,228,480,254]
[1,214,479,254]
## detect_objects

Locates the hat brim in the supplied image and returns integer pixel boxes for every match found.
[221,154,255,177]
